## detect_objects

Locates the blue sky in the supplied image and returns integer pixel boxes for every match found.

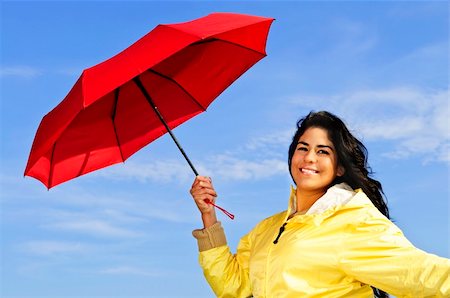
[1,1,448,297]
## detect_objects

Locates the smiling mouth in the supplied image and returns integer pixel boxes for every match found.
[300,168,318,175]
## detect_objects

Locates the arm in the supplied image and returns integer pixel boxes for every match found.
[190,176,252,297]
[193,223,252,298]
[339,206,450,297]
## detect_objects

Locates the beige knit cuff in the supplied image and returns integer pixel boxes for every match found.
[192,221,227,252]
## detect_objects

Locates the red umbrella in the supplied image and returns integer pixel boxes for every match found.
[24,13,273,216]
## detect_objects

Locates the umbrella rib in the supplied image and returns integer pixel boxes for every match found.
[147,69,207,112]
[195,37,267,58]
[112,88,125,162]
[77,152,90,178]
[48,141,56,189]
[148,38,266,113]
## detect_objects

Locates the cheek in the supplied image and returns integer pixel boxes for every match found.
[317,156,337,173]
[290,152,302,165]
[290,154,300,173]
[329,159,340,175]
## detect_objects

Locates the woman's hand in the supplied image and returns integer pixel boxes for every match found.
[190,175,217,214]
[190,175,218,228]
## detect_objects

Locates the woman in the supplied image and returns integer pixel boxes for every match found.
[190,111,450,297]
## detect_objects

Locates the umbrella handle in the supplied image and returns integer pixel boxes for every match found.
[205,199,235,220]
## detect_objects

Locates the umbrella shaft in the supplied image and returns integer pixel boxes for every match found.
[133,77,199,176]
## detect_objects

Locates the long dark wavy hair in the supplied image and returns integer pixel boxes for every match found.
[288,111,389,298]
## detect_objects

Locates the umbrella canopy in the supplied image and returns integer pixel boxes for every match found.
[25,12,274,189]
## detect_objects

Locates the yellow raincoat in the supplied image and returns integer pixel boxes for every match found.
[193,183,450,297]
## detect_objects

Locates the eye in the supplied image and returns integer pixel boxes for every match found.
[317,149,330,155]
[297,146,308,151]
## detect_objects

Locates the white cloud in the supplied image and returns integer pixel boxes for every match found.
[3,172,197,227]
[328,17,378,55]
[21,240,90,256]
[287,86,450,163]
[93,143,289,184]
[204,154,286,181]
[398,42,448,65]
[387,2,445,18]
[33,207,147,238]
[45,219,144,238]
[244,129,293,153]
[0,66,41,78]
[357,117,424,140]
[55,67,84,77]
[95,159,193,184]
[99,266,166,277]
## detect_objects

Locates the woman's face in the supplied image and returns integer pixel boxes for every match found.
[290,127,344,195]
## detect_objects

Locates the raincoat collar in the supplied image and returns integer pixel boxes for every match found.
[286,183,357,223]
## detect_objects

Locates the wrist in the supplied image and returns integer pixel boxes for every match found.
[201,211,217,229]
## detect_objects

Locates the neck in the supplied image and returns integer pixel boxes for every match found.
[295,189,326,213]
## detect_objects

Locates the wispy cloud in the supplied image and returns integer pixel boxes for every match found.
[376,41,448,86]
[387,2,446,18]
[94,152,287,185]
[0,65,88,79]
[55,66,84,77]
[21,240,91,256]
[2,172,197,226]
[0,66,42,78]
[398,42,448,65]
[44,219,144,238]
[327,17,378,56]
[244,130,293,154]
[95,159,193,184]
[287,86,449,163]
[35,201,188,237]
[203,154,286,181]
[99,266,166,277]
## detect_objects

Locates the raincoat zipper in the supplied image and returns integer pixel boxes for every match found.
[273,222,287,244]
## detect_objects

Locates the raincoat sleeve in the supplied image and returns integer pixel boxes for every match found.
[338,205,450,297]
[192,222,252,298]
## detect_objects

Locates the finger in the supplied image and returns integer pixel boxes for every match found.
[191,177,209,191]
[194,181,215,193]
[194,194,216,209]
[191,176,210,190]
[192,188,217,198]
[191,176,203,188]
[196,175,213,184]
[191,185,217,197]
[192,192,217,201]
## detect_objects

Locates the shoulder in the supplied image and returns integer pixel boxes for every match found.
[326,190,392,230]
[257,210,286,228]
[340,190,386,220]
[237,210,286,248]
[337,191,409,244]
[248,210,286,236]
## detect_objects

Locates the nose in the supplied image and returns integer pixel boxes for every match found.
[304,150,317,163]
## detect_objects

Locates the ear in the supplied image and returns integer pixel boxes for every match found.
[337,165,345,177]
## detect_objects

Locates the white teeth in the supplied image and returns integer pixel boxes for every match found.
[301,168,318,174]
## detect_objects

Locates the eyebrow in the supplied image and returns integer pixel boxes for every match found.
[298,141,334,151]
